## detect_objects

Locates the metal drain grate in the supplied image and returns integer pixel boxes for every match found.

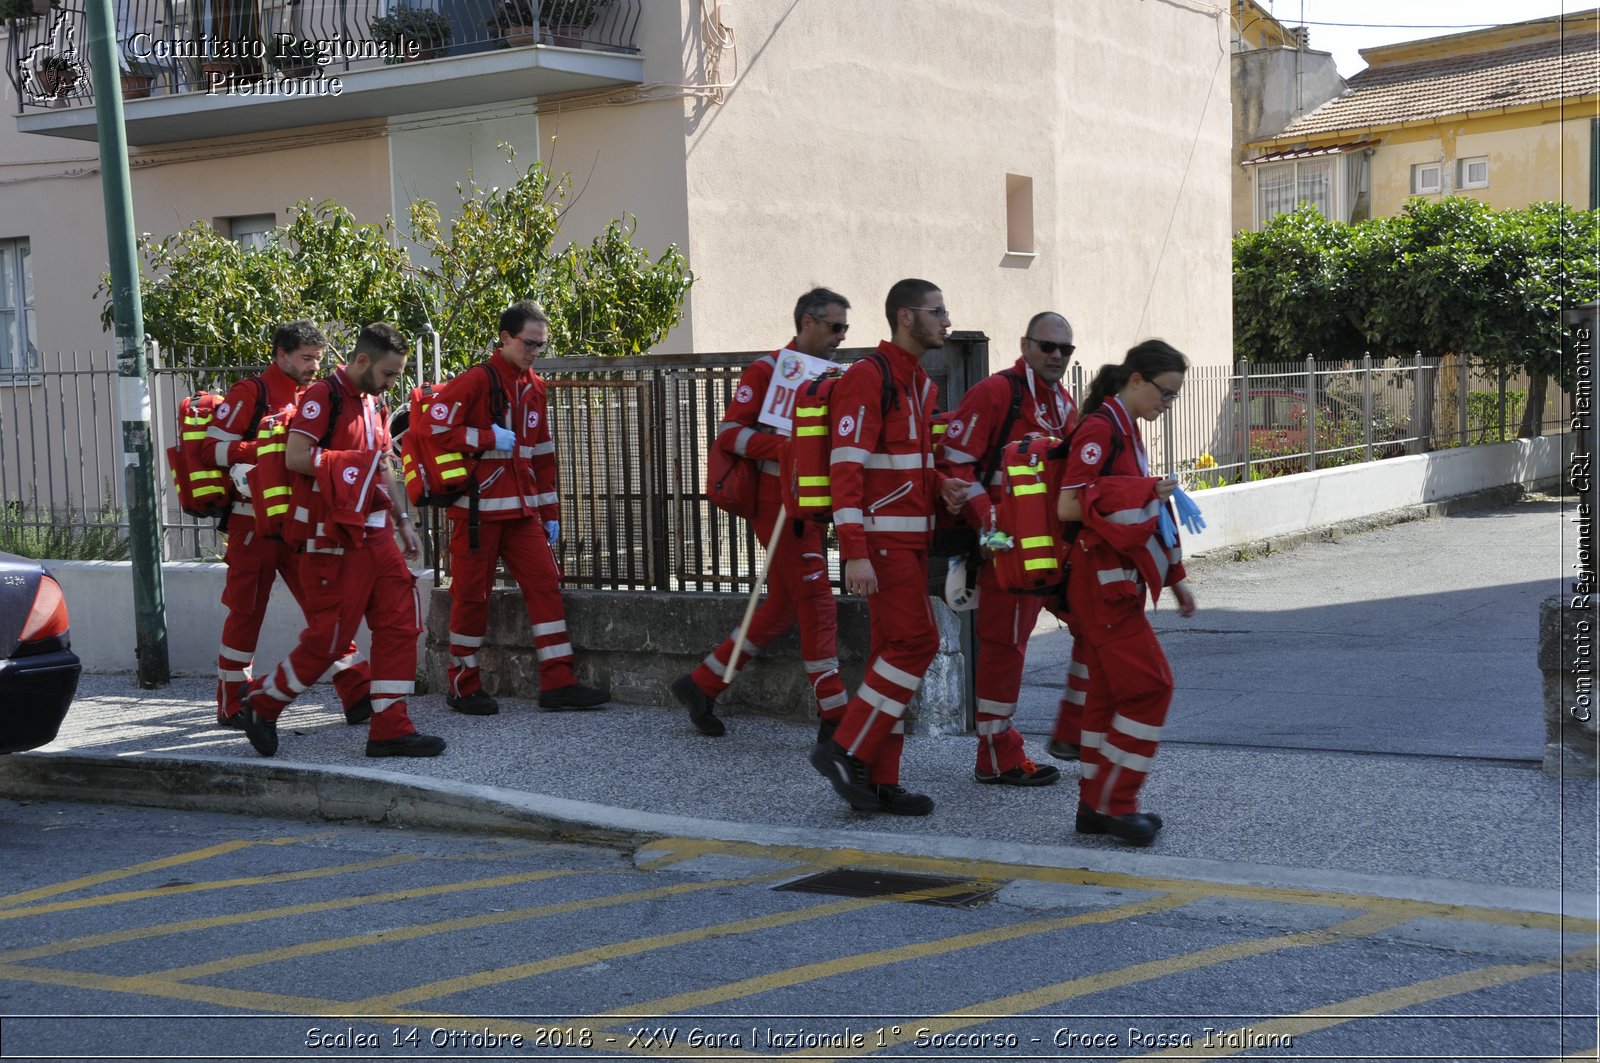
[774,868,1000,909]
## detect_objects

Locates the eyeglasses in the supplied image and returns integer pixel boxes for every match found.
[909,306,951,320]
[1026,337,1075,357]
[514,335,549,350]
[1152,382,1181,403]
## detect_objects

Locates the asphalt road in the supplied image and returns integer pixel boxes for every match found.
[0,799,1593,1062]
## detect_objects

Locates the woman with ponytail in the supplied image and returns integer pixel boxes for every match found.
[1053,339,1196,846]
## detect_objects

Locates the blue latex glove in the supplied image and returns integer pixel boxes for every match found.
[1157,505,1178,548]
[1173,486,1207,535]
[544,519,560,545]
[490,423,516,452]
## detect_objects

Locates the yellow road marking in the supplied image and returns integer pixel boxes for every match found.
[0,959,351,1015]
[637,838,1593,932]
[0,854,421,921]
[801,909,1409,1062]
[150,870,803,983]
[352,880,989,1013]
[0,869,584,965]
[0,837,302,908]
[1130,945,1600,1059]
[590,895,1186,1021]
[1546,1051,1600,1061]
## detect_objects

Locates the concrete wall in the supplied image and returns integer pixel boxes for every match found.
[1230,47,1345,231]
[1184,437,1560,555]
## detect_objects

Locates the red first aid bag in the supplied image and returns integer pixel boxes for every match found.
[706,444,759,520]
[245,405,296,536]
[991,433,1069,594]
[780,369,843,522]
[168,391,232,518]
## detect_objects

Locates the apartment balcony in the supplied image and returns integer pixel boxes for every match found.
[7,0,642,144]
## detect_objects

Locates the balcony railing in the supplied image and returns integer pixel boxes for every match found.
[7,0,639,112]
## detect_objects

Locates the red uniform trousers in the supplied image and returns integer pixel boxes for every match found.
[216,521,369,722]
[689,503,846,719]
[1065,559,1173,817]
[446,516,575,696]
[248,528,421,741]
[832,548,938,786]
[972,561,1047,775]
[1052,629,1092,750]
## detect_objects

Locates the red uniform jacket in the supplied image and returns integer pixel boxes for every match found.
[427,351,559,523]
[716,342,801,511]
[829,341,941,559]
[937,357,1077,528]
[203,362,303,528]
[288,368,394,554]
[1060,397,1185,605]
[313,447,389,548]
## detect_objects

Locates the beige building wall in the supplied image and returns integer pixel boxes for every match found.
[662,0,1233,373]
[1367,107,1596,216]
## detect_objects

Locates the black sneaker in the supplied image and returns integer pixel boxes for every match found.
[243,704,278,758]
[343,696,374,726]
[815,716,838,746]
[1046,739,1081,762]
[671,674,724,736]
[216,712,247,731]
[873,784,934,816]
[1075,802,1163,846]
[366,733,447,758]
[975,758,1061,786]
[446,691,499,716]
[808,739,882,812]
[539,683,610,712]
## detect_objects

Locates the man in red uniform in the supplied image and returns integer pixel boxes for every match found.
[808,279,969,816]
[205,321,371,730]
[670,288,851,737]
[938,312,1078,786]
[240,323,445,759]
[434,300,607,715]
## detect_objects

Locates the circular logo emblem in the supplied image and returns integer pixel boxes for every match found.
[341,466,359,484]
[735,385,754,404]
[302,400,322,421]
[526,410,540,430]
[1080,441,1103,466]
[430,403,448,420]
[837,414,856,438]
[780,359,805,382]
[215,402,231,422]
[949,418,964,439]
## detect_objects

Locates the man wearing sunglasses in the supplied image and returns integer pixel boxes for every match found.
[672,287,852,737]
[937,312,1079,786]
[434,300,609,716]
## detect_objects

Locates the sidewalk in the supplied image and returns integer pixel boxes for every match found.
[4,495,1592,916]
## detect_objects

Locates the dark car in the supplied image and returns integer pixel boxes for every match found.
[0,551,81,753]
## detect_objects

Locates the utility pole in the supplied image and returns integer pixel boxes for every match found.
[86,0,168,686]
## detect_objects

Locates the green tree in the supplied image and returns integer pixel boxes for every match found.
[103,150,692,374]
[1232,204,1365,363]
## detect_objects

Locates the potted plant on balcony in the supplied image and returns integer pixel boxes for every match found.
[119,64,156,98]
[37,53,79,98]
[543,0,603,48]
[371,5,452,62]
[268,33,321,78]
[488,0,537,47]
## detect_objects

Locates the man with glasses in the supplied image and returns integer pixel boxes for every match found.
[809,279,969,816]
[434,300,608,715]
[672,287,852,737]
[938,312,1078,785]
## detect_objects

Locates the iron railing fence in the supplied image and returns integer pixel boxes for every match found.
[0,344,1567,584]
[7,0,640,113]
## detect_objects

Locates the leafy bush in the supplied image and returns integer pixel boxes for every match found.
[0,498,130,561]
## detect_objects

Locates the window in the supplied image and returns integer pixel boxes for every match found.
[1255,157,1336,227]
[1457,156,1489,190]
[0,239,36,378]
[1005,173,1035,256]
[1411,162,1443,195]
[227,213,277,250]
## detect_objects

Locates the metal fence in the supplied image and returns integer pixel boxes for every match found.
[6,0,640,113]
[0,342,1568,587]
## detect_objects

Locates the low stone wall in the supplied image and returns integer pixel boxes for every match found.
[421,587,970,734]
[1538,596,1599,775]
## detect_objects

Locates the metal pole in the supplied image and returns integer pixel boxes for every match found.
[1411,350,1425,455]
[1458,354,1469,447]
[1362,353,1374,462]
[1305,354,1317,472]
[1240,359,1253,481]
[91,0,168,687]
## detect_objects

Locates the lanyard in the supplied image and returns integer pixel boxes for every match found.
[1023,365,1069,434]
[1106,397,1148,475]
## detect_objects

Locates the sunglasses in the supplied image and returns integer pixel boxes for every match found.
[513,335,548,350]
[813,319,849,335]
[1026,337,1075,357]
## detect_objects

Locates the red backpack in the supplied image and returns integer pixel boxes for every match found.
[167,378,267,519]
[706,442,759,520]
[990,433,1069,594]
[396,363,507,509]
[779,368,843,522]
[245,405,297,536]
